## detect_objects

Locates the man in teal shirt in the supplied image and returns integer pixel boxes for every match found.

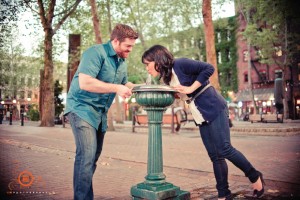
[65,24,138,200]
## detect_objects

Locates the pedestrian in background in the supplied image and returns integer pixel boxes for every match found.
[141,45,265,200]
[64,24,138,200]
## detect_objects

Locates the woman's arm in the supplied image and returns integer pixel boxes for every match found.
[172,58,214,94]
[173,80,201,94]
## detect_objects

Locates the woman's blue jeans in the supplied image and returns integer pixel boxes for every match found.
[68,112,105,200]
[199,108,259,198]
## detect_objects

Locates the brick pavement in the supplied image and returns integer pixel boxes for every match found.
[0,120,300,200]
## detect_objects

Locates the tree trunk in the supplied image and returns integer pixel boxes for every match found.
[90,0,102,44]
[247,43,258,114]
[34,0,82,127]
[40,30,55,126]
[106,0,112,33]
[282,18,289,119]
[202,0,220,91]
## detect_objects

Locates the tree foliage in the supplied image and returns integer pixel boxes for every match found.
[237,0,300,68]
[2,0,237,123]
[54,80,64,117]
[23,0,82,127]
[0,0,25,48]
[0,1,25,96]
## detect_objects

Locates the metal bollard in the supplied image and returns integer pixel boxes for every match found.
[0,112,3,124]
[132,108,136,133]
[21,109,24,126]
[9,110,12,125]
[62,115,65,128]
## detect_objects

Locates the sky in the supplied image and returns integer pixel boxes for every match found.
[17,0,236,63]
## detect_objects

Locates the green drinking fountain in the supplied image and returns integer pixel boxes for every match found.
[130,85,190,200]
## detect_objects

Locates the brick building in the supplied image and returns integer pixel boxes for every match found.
[234,6,300,120]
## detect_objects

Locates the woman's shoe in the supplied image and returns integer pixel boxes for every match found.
[253,171,265,198]
[218,194,232,200]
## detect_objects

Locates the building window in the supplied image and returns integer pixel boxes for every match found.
[259,70,267,82]
[13,90,17,99]
[13,76,17,86]
[226,49,230,61]
[21,77,25,86]
[298,65,300,81]
[226,71,232,85]
[227,30,231,41]
[191,37,195,47]
[28,78,32,87]
[217,32,221,43]
[217,51,222,64]
[173,39,180,52]
[5,77,9,85]
[20,91,25,99]
[275,46,282,57]
[28,91,32,99]
[244,72,248,82]
[183,39,187,49]
[200,55,204,61]
[243,50,248,62]
[275,69,282,79]
[257,50,265,59]
[198,39,203,48]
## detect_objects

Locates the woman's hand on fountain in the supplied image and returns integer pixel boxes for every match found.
[172,85,194,94]
[174,93,180,99]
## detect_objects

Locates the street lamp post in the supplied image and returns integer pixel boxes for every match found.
[0,100,4,124]
[20,104,24,126]
[131,97,137,133]
[10,99,16,125]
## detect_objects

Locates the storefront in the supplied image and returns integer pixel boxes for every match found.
[236,88,275,117]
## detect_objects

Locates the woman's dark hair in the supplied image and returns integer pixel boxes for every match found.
[141,45,174,85]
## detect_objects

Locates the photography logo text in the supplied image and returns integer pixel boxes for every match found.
[7,165,54,196]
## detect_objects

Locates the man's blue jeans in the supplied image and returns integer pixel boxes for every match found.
[199,108,259,198]
[68,112,105,200]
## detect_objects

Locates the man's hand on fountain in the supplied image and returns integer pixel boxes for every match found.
[116,85,132,99]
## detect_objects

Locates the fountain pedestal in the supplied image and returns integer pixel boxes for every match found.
[130,85,190,200]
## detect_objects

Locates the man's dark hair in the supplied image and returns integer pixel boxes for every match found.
[110,24,139,42]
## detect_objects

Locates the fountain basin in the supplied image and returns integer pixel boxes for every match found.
[132,85,177,107]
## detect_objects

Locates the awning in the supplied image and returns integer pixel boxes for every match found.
[236,88,274,101]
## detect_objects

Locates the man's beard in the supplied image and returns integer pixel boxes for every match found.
[117,51,129,58]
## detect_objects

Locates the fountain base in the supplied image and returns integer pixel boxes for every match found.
[131,182,190,200]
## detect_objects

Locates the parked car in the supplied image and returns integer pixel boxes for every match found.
[54,116,62,125]
[240,113,249,121]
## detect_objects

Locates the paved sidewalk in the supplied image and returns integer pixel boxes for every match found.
[0,120,300,200]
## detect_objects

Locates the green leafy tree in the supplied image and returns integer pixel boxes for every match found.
[0,0,25,48]
[27,103,40,121]
[54,80,64,117]
[0,0,26,99]
[24,0,82,127]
